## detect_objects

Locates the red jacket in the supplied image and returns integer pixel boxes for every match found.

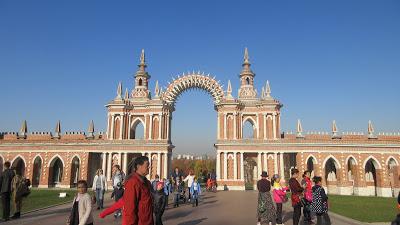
[99,198,124,220]
[122,173,154,225]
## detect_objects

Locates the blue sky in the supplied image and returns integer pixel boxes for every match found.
[1,1,399,155]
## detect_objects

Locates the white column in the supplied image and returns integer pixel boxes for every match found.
[148,152,152,180]
[157,152,161,176]
[274,153,278,174]
[263,114,267,139]
[217,113,220,139]
[233,113,237,140]
[223,113,227,139]
[142,152,145,156]
[258,153,262,179]
[110,114,115,140]
[256,114,259,139]
[102,152,107,174]
[123,152,128,174]
[158,114,162,140]
[273,114,277,139]
[280,152,285,178]
[166,112,170,140]
[118,152,122,166]
[223,152,227,180]
[216,152,221,180]
[234,152,237,180]
[119,115,124,140]
[149,114,153,140]
[127,114,131,139]
[163,153,168,179]
[263,153,268,172]
[107,152,112,181]
[240,152,244,180]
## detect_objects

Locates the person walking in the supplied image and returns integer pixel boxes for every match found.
[111,182,124,218]
[153,181,166,225]
[289,168,304,225]
[310,176,331,225]
[271,174,289,225]
[11,168,26,219]
[122,156,154,225]
[190,177,201,207]
[171,167,181,183]
[163,178,172,206]
[173,177,184,208]
[183,171,195,202]
[151,175,160,191]
[92,169,107,210]
[112,165,123,191]
[66,180,94,225]
[257,171,276,225]
[301,171,313,224]
[0,161,15,222]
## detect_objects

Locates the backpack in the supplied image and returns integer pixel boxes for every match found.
[17,178,31,198]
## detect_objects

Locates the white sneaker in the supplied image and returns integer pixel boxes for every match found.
[256,222,261,225]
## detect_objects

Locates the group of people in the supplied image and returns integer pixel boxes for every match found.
[0,161,30,222]
[66,156,203,225]
[257,168,331,225]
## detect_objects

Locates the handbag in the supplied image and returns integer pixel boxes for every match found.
[90,191,97,205]
[258,200,266,213]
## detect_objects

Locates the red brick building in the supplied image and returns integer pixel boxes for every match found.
[0,49,399,197]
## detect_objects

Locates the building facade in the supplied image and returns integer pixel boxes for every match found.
[0,49,399,197]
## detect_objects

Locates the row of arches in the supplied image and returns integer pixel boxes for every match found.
[0,155,81,187]
[306,155,399,196]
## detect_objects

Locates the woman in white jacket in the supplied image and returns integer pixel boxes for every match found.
[67,180,94,225]
[92,169,107,209]
[183,171,195,202]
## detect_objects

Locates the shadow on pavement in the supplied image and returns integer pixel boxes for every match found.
[201,200,217,205]
[164,209,193,221]
[177,217,208,225]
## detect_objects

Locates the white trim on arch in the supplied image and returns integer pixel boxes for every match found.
[152,154,158,160]
[32,154,44,164]
[131,117,145,128]
[228,153,234,159]
[47,154,65,168]
[11,155,27,167]
[322,155,341,169]
[267,155,274,160]
[242,116,257,128]
[305,154,318,164]
[70,155,81,164]
[362,156,382,170]
[345,155,358,166]
[0,154,5,163]
[386,157,399,167]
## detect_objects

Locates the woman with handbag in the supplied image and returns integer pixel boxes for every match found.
[66,180,94,225]
[272,174,289,225]
[301,171,313,224]
[257,171,276,225]
[289,168,304,225]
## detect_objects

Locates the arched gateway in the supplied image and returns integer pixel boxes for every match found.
[105,48,283,190]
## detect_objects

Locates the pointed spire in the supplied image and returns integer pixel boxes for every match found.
[296,119,304,138]
[87,120,95,139]
[124,88,129,100]
[154,80,160,97]
[332,120,338,133]
[226,80,233,99]
[265,80,271,97]
[243,47,250,65]
[368,120,377,139]
[55,120,61,133]
[18,120,27,138]
[139,49,146,69]
[116,82,122,100]
[261,87,265,99]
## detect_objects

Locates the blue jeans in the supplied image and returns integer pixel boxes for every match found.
[95,188,105,208]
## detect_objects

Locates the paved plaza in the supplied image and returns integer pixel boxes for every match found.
[3,191,364,225]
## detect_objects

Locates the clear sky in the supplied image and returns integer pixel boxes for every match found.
[1,1,399,155]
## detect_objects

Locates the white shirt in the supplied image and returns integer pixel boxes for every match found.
[184,175,195,187]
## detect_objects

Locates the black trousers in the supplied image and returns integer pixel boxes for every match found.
[1,192,11,219]
[276,203,283,224]
[316,212,331,225]
[303,201,312,222]
[155,212,164,225]
[293,204,302,225]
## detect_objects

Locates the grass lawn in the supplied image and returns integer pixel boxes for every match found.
[0,188,76,218]
[328,194,398,222]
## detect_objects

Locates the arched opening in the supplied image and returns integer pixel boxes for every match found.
[130,119,144,139]
[48,157,64,187]
[11,157,26,176]
[388,158,399,197]
[138,78,143,86]
[365,158,378,196]
[227,116,234,139]
[346,157,357,195]
[243,156,257,190]
[325,157,339,194]
[152,117,159,139]
[227,154,234,179]
[245,77,250,85]
[306,156,316,177]
[113,117,121,139]
[70,156,80,188]
[32,156,42,187]
[151,154,158,180]
[243,119,255,139]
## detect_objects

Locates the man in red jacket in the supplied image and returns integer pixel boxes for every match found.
[123,156,154,225]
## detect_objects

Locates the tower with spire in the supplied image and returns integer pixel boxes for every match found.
[238,48,257,99]
[132,49,151,100]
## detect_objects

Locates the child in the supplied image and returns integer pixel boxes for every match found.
[173,178,183,208]
[190,177,201,207]
[111,182,124,218]
[153,181,166,225]
[163,178,172,206]
[310,176,331,225]
[271,174,289,225]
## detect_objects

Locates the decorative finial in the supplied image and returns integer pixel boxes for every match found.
[368,120,377,139]
[226,80,233,99]
[140,49,145,66]
[87,120,95,138]
[332,120,337,133]
[154,80,160,97]
[261,87,265,99]
[116,82,122,100]
[18,120,27,139]
[266,80,271,97]
[124,88,129,100]
[53,120,61,138]
[296,119,304,138]
[243,47,250,65]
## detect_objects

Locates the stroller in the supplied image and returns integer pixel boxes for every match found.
[178,190,187,204]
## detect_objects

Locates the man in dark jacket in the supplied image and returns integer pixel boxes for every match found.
[123,156,154,225]
[0,161,15,221]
